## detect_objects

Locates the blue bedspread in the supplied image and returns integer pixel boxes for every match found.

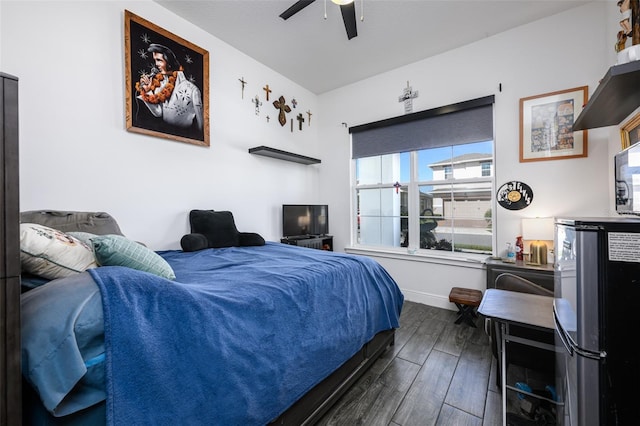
[89,242,403,425]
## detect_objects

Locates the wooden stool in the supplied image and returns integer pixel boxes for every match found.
[449,287,483,327]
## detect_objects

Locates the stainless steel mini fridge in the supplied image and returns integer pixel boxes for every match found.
[554,217,640,425]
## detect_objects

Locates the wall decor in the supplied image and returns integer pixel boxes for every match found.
[125,10,209,147]
[263,84,272,101]
[398,81,419,114]
[306,110,312,126]
[621,111,640,149]
[273,96,291,126]
[496,181,534,210]
[238,77,247,99]
[519,86,588,162]
[252,95,262,115]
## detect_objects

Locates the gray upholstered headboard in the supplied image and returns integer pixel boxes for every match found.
[20,210,124,236]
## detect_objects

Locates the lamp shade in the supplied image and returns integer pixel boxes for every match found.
[522,217,554,241]
[332,0,354,4]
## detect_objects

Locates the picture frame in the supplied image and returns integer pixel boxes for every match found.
[124,10,210,147]
[519,86,588,162]
[620,111,640,150]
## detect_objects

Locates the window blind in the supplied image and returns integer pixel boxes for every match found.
[350,95,494,159]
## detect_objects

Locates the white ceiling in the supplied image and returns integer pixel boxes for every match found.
[155,0,591,94]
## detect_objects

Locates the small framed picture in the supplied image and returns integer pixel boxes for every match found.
[519,86,588,162]
[620,111,640,150]
[124,10,210,147]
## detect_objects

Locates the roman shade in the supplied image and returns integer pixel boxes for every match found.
[350,95,495,159]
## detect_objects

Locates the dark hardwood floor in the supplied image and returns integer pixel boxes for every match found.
[317,301,555,426]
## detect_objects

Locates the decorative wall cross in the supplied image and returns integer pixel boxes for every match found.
[238,77,247,99]
[273,95,291,126]
[306,110,312,126]
[297,113,305,130]
[252,95,262,115]
[398,81,419,114]
[263,84,272,101]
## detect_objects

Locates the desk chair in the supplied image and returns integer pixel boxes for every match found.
[486,273,554,387]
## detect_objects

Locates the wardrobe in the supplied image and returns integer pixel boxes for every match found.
[1,72,21,425]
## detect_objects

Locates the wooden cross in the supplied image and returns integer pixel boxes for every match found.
[263,84,272,101]
[297,113,305,130]
[252,95,262,115]
[398,81,419,114]
[238,77,247,99]
[306,110,312,126]
[272,95,291,126]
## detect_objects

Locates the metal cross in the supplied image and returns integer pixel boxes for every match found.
[238,77,247,99]
[263,84,272,101]
[297,113,305,130]
[398,81,419,114]
[306,110,312,126]
[252,95,262,115]
[273,96,291,126]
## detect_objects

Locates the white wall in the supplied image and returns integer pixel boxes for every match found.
[318,2,620,307]
[1,0,322,249]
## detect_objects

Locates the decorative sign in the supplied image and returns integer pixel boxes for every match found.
[497,181,534,210]
[398,81,419,114]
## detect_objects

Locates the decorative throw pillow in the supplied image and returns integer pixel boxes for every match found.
[189,210,240,248]
[20,223,97,280]
[90,234,176,280]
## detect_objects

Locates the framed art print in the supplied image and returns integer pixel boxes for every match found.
[620,111,640,150]
[519,86,588,162]
[124,10,210,147]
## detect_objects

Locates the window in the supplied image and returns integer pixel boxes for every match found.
[350,96,494,257]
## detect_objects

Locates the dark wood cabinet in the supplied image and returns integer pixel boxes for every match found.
[485,258,554,292]
[281,235,333,251]
[1,72,21,426]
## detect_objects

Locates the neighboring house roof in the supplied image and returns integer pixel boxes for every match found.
[429,153,492,168]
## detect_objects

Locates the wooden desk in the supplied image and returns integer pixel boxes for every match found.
[478,289,558,425]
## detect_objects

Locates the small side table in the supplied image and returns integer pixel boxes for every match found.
[448,287,483,327]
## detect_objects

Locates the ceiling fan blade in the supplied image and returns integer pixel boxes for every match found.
[340,2,357,40]
[279,0,316,20]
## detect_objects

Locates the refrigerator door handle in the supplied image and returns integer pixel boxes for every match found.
[554,309,574,356]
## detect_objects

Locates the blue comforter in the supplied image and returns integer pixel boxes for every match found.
[23,242,403,425]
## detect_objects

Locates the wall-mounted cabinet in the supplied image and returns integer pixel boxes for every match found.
[248,146,320,165]
[573,60,640,131]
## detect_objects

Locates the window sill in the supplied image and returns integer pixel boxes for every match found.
[344,245,488,268]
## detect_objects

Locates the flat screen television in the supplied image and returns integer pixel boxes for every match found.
[282,204,329,238]
[615,143,640,216]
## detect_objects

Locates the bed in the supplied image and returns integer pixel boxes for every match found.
[19,210,404,425]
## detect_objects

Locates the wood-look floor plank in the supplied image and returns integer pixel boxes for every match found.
[316,357,421,426]
[391,349,458,426]
[483,390,503,426]
[396,317,446,365]
[436,404,483,426]
[444,341,493,418]
[433,321,476,357]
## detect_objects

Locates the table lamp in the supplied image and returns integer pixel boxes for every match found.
[522,217,554,265]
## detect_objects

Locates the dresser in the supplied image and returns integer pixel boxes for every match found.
[485,258,554,292]
[1,72,21,426]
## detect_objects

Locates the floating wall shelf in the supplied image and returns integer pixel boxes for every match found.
[573,60,640,131]
[248,146,321,165]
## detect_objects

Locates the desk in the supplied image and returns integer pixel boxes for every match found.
[478,289,558,425]
[485,258,554,292]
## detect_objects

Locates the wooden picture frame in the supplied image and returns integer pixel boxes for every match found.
[124,10,209,147]
[620,111,640,150]
[519,86,588,162]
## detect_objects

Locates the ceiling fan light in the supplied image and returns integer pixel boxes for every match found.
[331,0,354,5]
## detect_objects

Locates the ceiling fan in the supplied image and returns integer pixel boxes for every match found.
[279,0,358,40]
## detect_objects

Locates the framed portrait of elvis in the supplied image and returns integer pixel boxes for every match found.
[124,10,210,147]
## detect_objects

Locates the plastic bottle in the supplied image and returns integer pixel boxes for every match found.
[506,242,515,262]
[515,236,524,261]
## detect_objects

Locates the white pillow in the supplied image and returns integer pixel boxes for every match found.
[20,223,97,280]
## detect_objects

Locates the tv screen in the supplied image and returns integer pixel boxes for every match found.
[282,205,329,237]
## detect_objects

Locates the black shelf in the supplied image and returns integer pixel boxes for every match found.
[573,60,640,131]
[248,146,321,165]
